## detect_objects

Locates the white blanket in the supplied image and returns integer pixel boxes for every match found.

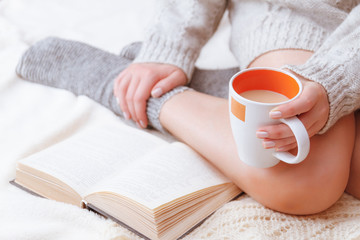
[1,0,360,239]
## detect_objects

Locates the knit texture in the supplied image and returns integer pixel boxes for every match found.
[285,4,360,133]
[229,1,329,69]
[182,193,360,240]
[147,86,192,131]
[135,0,360,134]
[105,193,360,240]
[15,37,179,132]
[16,37,128,118]
[133,0,228,82]
[16,38,238,133]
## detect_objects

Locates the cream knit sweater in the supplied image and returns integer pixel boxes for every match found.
[134,0,360,134]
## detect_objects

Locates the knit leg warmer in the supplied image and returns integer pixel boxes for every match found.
[16,37,239,132]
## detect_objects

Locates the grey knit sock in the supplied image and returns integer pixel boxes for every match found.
[16,37,128,118]
[147,86,192,131]
[16,37,239,132]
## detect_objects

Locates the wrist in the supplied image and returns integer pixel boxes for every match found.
[147,86,192,133]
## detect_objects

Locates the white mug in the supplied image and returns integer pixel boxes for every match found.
[229,67,310,168]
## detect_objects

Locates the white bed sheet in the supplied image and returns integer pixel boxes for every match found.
[1,1,360,240]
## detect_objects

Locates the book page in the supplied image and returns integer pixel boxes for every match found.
[17,122,168,197]
[87,142,232,210]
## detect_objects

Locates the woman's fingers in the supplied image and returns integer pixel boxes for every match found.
[125,76,140,123]
[133,78,156,128]
[262,136,296,149]
[113,71,126,96]
[269,83,318,119]
[257,109,316,139]
[257,124,294,140]
[258,118,323,152]
[151,70,187,98]
[117,75,131,119]
[275,142,298,152]
[257,80,330,151]
[113,63,188,128]
[114,73,132,119]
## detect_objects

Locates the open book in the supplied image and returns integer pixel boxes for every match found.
[13,122,241,240]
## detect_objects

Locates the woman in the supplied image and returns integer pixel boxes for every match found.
[112,0,360,214]
[17,0,360,214]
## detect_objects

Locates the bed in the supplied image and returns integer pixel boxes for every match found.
[1,0,360,239]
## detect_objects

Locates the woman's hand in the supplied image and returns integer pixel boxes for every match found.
[113,63,187,128]
[256,73,330,152]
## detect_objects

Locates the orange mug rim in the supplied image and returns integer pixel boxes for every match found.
[229,67,302,106]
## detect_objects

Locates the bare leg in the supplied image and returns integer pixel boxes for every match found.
[159,49,355,215]
[346,110,360,198]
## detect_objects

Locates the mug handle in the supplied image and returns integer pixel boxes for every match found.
[272,117,310,164]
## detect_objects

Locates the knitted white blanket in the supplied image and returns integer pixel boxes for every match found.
[1,0,359,239]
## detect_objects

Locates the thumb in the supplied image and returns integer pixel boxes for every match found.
[151,71,187,98]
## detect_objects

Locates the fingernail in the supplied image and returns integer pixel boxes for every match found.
[263,141,275,149]
[276,147,286,152]
[123,112,130,120]
[139,120,146,128]
[116,97,120,104]
[151,88,163,98]
[269,110,282,118]
[256,131,269,138]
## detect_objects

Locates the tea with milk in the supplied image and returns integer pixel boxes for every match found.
[239,90,288,103]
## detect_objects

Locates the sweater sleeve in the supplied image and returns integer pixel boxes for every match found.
[133,0,227,82]
[285,4,360,134]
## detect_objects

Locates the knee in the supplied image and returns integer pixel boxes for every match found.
[346,152,360,199]
[345,111,360,199]
[239,161,349,215]
[266,173,346,215]
[237,114,354,215]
